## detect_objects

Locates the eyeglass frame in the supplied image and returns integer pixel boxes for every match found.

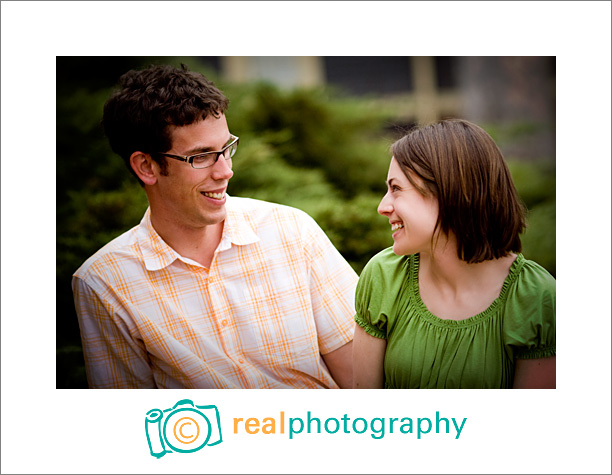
[153,135,239,169]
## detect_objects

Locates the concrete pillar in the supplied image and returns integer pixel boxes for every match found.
[411,56,439,125]
[220,56,324,88]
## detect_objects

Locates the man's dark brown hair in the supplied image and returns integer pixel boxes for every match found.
[102,64,229,184]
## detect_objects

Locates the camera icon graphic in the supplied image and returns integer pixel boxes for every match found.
[145,399,222,458]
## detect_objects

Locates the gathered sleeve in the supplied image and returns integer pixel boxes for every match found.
[354,251,392,340]
[503,259,556,360]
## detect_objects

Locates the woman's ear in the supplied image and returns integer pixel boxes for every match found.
[130,152,158,186]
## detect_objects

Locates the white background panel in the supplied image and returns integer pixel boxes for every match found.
[1,1,610,473]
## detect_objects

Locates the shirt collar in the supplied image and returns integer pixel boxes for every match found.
[220,195,260,250]
[137,196,260,271]
[137,208,182,271]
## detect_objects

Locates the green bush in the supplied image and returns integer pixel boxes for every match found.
[521,200,556,276]
[507,160,556,209]
[306,194,392,273]
[505,159,556,276]
[225,82,393,198]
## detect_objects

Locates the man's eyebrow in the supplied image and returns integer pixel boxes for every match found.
[184,145,215,155]
[183,135,233,155]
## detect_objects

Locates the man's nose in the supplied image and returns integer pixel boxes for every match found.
[211,155,234,180]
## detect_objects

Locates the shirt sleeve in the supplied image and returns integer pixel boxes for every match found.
[301,214,358,355]
[503,260,556,360]
[354,253,388,340]
[72,276,156,388]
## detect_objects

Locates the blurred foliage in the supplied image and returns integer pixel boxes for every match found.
[225,83,393,198]
[506,160,556,275]
[57,57,555,388]
[506,160,556,209]
[521,200,556,276]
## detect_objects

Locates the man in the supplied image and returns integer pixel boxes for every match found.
[72,64,357,389]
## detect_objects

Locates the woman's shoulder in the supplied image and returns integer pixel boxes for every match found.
[509,255,556,299]
[362,247,412,276]
[502,255,556,354]
[357,248,414,301]
[502,254,556,325]
[355,248,415,333]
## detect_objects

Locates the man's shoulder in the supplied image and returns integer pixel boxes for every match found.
[73,226,141,280]
[226,196,327,252]
[228,195,307,214]
[228,196,314,225]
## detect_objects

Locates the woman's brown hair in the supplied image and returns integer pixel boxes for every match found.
[391,119,526,263]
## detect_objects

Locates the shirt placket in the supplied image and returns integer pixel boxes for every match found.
[207,248,251,387]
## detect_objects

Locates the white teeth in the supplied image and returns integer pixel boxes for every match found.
[203,192,225,200]
[391,223,404,231]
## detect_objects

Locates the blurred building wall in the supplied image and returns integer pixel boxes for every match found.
[221,56,325,89]
[209,56,555,161]
[458,56,555,124]
[214,57,553,119]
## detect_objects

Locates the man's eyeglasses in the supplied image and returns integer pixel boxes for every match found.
[154,135,239,169]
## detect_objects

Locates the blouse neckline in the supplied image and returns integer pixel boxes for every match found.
[408,253,525,328]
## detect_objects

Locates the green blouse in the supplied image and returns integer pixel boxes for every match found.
[355,248,556,389]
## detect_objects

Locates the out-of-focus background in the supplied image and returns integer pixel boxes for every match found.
[57,56,556,388]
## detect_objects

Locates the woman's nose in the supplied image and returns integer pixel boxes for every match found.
[378,193,392,216]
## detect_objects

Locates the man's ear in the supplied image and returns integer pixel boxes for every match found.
[130,152,158,186]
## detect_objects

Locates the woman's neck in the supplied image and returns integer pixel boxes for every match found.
[418,238,517,320]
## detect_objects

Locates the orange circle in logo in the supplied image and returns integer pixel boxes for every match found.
[173,416,200,444]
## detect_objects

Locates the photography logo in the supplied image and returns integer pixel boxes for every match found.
[145,399,222,458]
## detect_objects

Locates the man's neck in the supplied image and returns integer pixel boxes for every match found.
[150,214,225,269]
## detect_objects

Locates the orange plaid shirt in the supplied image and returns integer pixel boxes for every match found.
[73,196,357,388]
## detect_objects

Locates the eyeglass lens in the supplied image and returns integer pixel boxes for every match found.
[192,140,238,168]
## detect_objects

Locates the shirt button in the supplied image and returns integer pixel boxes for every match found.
[221,320,228,326]
[238,359,244,364]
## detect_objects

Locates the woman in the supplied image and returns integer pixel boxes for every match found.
[353,119,555,389]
